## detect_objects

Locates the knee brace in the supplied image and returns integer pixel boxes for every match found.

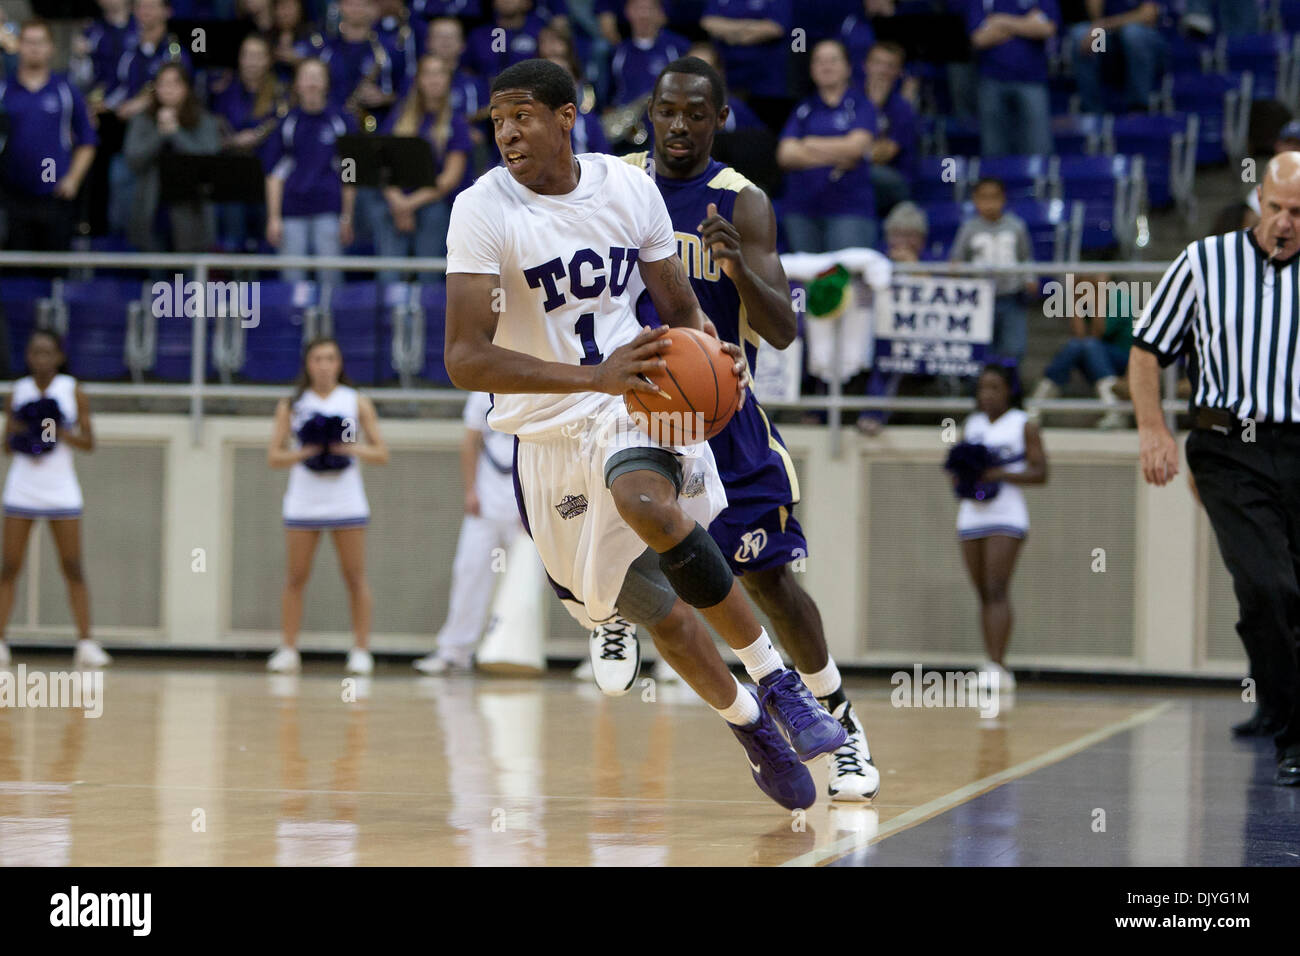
[658,523,733,609]
[614,548,678,627]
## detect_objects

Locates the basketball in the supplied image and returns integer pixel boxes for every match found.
[624,327,743,445]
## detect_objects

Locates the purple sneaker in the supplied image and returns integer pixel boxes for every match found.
[728,686,816,811]
[758,669,848,761]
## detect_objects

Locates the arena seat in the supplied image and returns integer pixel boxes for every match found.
[1050,113,1104,156]
[237,281,321,384]
[59,278,139,381]
[910,156,970,203]
[1217,33,1298,103]
[971,155,1051,201]
[0,278,54,373]
[323,281,382,385]
[418,282,454,386]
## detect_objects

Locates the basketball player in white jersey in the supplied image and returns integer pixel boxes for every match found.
[444,59,846,811]
[267,337,390,675]
[0,330,111,669]
[955,363,1048,690]
[415,390,535,673]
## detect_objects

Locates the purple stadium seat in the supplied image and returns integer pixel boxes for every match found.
[973,155,1050,201]
[325,281,382,386]
[910,156,970,203]
[0,278,53,372]
[1051,114,1104,156]
[60,278,140,381]
[237,281,320,384]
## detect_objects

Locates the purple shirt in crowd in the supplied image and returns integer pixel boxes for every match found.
[779,88,876,218]
[964,0,1059,85]
[610,30,691,106]
[0,73,98,197]
[264,106,355,217]
[704,0,792,99]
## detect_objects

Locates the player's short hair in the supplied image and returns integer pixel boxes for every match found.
[973,176,1006,195]
[490,58,576,111]
[653,56,726,112]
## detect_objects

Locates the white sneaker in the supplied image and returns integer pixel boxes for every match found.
[413,651,472,675]
[977,661,1016,692]
[73,639,112,669]
[589,618,639,696]
[652,656,682,684]
[0,642,10,668]
[345,648,374,674]
[267,646,301,673]
[826,699,881,802]
[571,657,594,681]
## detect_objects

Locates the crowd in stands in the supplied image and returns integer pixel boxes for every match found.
[0,0,1297,408]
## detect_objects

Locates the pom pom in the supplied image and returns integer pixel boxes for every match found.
[297,413,352,472]
[944,441,1001,501]
[9,398,63,456]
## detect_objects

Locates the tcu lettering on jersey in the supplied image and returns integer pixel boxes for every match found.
[522,247,640,313]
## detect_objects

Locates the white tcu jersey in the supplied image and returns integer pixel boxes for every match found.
[445,152,678,437]
[462,390,518,523]
[283,384,369,526]
[3,374,84,517]
[957,408,1030,538]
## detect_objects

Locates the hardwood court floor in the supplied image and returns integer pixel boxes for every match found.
[0,656,1263,866]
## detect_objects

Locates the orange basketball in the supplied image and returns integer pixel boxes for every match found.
[624,327,742,445]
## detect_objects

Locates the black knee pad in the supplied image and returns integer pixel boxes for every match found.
[658,523,733,609]
[615,548,678,627]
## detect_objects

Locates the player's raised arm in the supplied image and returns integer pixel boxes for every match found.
[444,273,672,400]
[697,189,797,349]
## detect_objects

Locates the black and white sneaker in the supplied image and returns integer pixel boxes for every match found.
[826,700,880,802]
[589,618,639,696]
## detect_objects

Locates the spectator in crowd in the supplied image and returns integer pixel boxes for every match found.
[123,63,221,253]
[238,0,275,35]
[686,42,764,132]
[858,199,930,435]
[105,0,190,121]
[413,0,484,43]
[777,39,877,253]
[1180,0,1257,38]
[426,16,487,119]
[103,0,191,239]
[862,40,916,219]
[609,0,689,107]
[701,0,792,132]
[211,33,287,252]
[464,0,548,77]
[373,55,470,285]
[377,0,418,97]
[950,177,1034,363]
[837,0,879,85]
[539,25,612,154]
[298,0,394,129]
[264,58,357,286]
[965,0,1057,157]
[73,0,137,105]
[270,0,311,81]
[1029,273,1133,429]
[1069,1,1164,115]
[0,20,98,253]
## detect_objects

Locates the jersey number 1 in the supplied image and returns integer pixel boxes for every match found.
[575,313,602,365]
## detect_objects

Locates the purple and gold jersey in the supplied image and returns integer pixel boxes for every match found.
[623,152,804,572]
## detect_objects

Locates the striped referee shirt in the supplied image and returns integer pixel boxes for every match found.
[1134,228,1300,423]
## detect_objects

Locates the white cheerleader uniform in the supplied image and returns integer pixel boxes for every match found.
[3,374,84,519]
[282,384,369,529]
[956,408,1030,541]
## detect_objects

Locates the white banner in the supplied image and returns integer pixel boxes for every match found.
[874,276,997,376]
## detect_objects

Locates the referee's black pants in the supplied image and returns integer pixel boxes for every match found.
[1188,424,1300,756]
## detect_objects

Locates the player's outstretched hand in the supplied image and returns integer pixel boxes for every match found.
[698,202,742,280]
[594,325,672,399]
[700,317,751,409]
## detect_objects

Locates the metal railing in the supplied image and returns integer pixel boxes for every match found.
[0,252,1186,452]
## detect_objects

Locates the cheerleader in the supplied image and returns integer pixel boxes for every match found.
[0,331,110,669]
[950,363,1048,691]
[267,337,388,674]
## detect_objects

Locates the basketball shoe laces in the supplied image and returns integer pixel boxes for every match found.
[743,714,801,771]
[831,707,866,778]
[598,619,633,661]
[763,670,823,735]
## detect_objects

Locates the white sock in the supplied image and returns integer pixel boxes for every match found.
[734,628,783,682]
[798,659,842,699]
[715,676,761,727]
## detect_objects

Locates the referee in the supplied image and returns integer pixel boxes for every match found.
[1130,152,1300,787]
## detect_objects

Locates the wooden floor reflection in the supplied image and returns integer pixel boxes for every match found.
[0,657,1183,865]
